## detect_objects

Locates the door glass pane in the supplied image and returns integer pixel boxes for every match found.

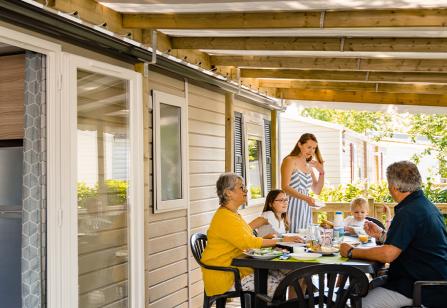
[248,138,264,199]
[77,69,129,307]
[160,103,182,200]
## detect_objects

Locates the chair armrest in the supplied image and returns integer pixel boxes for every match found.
[201,263,243,291]
[369,275,388,290]
[256,293,273,303]
[413,280,447,306]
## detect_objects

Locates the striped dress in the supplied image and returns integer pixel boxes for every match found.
[287,169,313,232]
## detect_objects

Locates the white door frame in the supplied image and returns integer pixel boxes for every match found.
[0,24,145,308]
[0,24,63,308]
[62,53,144,308]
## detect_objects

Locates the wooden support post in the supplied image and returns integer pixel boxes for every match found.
[225,92,234,172]
[368,197,376,218]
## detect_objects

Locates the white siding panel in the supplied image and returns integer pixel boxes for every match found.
[189,161,225,174]
[189,119,225,137]
[146,246,188,270]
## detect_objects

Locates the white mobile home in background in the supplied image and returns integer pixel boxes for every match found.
[280,112,385,186]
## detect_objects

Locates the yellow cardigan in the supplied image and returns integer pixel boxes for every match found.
[201,207,263,296]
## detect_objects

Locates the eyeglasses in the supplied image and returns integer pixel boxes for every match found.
[274,198,289,203]
[237,185,247,192]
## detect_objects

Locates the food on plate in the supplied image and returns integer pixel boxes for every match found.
[244,247,283,256]
[320,219,334,229]
[358,234,369,243]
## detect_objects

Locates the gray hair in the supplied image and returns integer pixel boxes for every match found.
[216,172,243,205]
[386,161,422,193]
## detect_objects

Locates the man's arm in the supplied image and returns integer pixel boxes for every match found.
[340,243,402,263]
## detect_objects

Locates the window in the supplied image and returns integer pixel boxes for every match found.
[152,90,187,212]
[247,137,264,199]
[233,112,271,204]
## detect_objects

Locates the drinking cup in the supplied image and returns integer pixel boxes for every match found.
[358,234,369,243]
[293,246,305,253]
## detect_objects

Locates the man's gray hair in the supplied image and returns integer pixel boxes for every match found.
[216,172,243,205]
[386,161,422,193]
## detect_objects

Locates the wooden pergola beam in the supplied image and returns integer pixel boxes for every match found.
[256,79,447,95]
[123,9,447,29]
[241,69,447,83]
[172,36,447,52]
[278,88,447,107]
[211,56,447,73]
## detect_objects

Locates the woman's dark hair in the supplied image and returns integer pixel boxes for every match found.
[289,133,323,163]
[263,189,290,231]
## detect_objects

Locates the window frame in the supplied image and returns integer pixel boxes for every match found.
[152,90,188,213]
[245,135,267,205]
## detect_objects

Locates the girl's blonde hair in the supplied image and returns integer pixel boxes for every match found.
[289,133,324,163]
[263,189,290,231]
[350,197,368,211]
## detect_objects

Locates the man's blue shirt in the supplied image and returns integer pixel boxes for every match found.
[384,190,447,307]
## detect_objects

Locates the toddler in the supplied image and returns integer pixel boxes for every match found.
[344,197,369,235]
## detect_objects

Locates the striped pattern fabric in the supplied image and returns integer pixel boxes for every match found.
[287,170,313,232]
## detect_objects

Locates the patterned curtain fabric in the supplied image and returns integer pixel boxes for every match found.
[22,51,47,308]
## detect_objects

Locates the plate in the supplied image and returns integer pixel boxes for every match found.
[309,247,339,255]
[243,251,282,260]
[338,239,361,247]
[282,233,299,237]
[289,252,322,261]
[314,200,326,208]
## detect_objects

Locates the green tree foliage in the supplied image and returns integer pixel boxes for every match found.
[301,108,447,178]
[408,114,447,178]
[301,108,393,134]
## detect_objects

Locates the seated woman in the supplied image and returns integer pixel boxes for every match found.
[201,173,287,298]
[252,189,304,242]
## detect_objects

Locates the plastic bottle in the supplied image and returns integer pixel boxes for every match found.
[333,211,344,242]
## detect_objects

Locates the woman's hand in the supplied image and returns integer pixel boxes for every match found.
[345,226,355,234]
[309,160,324,174]
[283,235,304,243]
[305,196,316,206]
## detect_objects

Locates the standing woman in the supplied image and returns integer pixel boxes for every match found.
[281,133,325,232]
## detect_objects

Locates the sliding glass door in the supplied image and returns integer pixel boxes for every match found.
[64,54,143,308]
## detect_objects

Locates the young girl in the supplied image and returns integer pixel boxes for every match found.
[253,189,303,242]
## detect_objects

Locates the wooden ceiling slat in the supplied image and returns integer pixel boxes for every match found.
[279,88,447,107]
[123,9,447,29]
[211,56,447,73]
[257,79,447,95]
[172,37,447,52]
[241,69,447,83]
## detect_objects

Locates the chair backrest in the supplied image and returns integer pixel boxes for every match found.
[190,233,207,266]
[271,264,369,308]
[365,216,385,230]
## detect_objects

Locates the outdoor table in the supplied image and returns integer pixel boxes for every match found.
[232,238,382,308]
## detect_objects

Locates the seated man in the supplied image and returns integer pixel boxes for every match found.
[340,161,447,308]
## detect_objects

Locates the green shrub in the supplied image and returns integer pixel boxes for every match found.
[313,180,445,203]
[77,180,128,207]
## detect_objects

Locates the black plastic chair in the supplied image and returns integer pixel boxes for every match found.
[257,264,369,308]
[365,216,386,230]
[190,233,252,308]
